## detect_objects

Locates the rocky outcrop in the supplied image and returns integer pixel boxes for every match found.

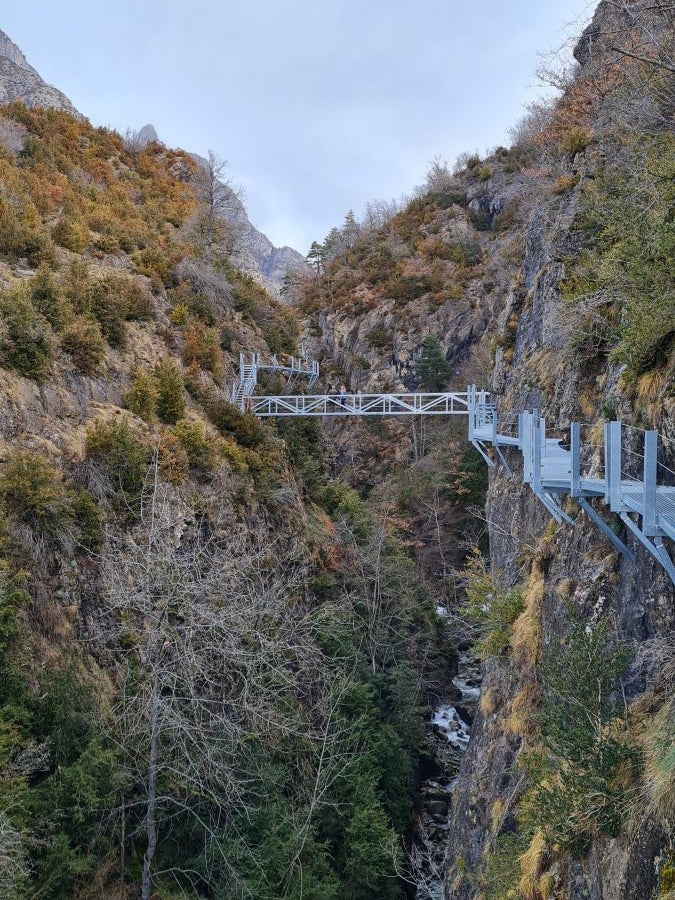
[0,28,78,114]
[188,149,308,296]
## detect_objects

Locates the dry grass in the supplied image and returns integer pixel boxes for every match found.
[633,369,669,426]
[526,349,562,393]
[630,698,675,829]
[578,388,598,420]
[491,797,505,834]
[511,568,545,668]
[506,680,541,738]
[480,686,499,716]
[517,829,547,899]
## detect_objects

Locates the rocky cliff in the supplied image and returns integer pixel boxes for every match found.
[0,29,78,114]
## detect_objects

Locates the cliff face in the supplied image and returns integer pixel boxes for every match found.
[442,2,675,894]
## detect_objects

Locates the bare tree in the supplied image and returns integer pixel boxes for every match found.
[100,461,312,898]
[189,150,246,261]
[0,810,28,898]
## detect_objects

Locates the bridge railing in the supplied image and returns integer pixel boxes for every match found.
[246,392,472,417]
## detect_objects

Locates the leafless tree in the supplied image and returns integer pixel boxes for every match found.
[423,155,456,195]
[0,810,28,898]
[361,198,401,232]
[100,460,313,898]
[188,150,246,261]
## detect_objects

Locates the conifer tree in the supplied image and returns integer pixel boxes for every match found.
[417,335,452,391]
[154,359,185,424]
[307,240,326,274]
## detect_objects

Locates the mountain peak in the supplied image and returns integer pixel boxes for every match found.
[0,29,30,69]
[0,28,79,114]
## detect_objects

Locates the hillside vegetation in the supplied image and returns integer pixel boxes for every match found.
[0,102,457,900]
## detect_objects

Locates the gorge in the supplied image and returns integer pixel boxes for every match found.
[0,2,673,898]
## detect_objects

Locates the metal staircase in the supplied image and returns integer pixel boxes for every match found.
[230,344,319,408]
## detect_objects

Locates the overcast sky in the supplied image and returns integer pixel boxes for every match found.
[3,0,592,254]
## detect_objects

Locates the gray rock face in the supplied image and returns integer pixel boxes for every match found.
[136,123,159,146]
[0,29,79,114]
[188,150,309,296]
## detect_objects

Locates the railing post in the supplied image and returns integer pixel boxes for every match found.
[643,430,658,536]
[605,421,623,511]
[533,418,542,494]
[570,422,580,497]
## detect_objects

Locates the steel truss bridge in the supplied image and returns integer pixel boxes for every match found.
[230,354,675,585]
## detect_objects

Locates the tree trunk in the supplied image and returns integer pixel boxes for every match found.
[140,682,161,900]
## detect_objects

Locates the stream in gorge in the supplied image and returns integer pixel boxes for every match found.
[414,648,482,900]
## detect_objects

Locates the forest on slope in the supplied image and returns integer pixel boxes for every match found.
[0,0,673,898]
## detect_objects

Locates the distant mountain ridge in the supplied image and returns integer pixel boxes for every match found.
[0,28,307,293]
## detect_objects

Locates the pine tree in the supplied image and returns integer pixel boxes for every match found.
[306,241,325,275]
[417,335,452,391]
[154,359,185,424]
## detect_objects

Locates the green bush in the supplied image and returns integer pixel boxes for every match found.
[566,134,674,380]
[460,551,524,657]
[60,316,106,374]
[79,276,127,348]
[276,417,326,499]
[0,193,46,260]
[29,265,73,330]
[519,617,636,853]
[123,368,158,422]
[0,451,102,549]
[52,215,89,252]
[365,326,392,350]
[417,334,452,391]
[0,285,53,381]
[169,302,189,326]
[558,126,592,157]
[0,451,71,538]
[321,480,371,542]
[182,321,222,373]
[154,358,185,424]
[85,418,150,517]
[206,397,268,449]
[173,419,215,475]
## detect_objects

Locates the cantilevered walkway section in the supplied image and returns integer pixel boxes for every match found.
[231,352,675,585]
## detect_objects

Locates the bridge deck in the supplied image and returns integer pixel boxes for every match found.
[246,392,471,417]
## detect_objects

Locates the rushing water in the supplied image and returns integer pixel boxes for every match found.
[414,650,481,899]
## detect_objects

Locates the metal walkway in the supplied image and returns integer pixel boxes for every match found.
[467,386,674,585]
[247,391,474,417]
[234,360,674,583]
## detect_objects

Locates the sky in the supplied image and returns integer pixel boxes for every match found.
[2,0,593,254]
